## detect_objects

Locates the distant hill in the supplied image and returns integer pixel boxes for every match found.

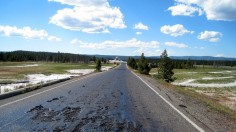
[169,56,236,61]
[1,51,236,62]
[93,55,236,61]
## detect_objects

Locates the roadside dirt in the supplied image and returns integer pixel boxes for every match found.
[140,74,236,132]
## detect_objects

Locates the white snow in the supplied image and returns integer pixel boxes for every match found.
[187,72,198,74]
[202,76,234,80]
[27,74,75,84]
[0,74,79,94]
[175,72,199,74]
[173,78,236,88]
[209,71,232,74]
[150,72,158,75]
[4,64,39,68]
[67,69,94,75]
[0,83,27,93]
[101,66,113,71]
[0,67,113,94]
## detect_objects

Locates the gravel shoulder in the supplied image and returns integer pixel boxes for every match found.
[138,73,236,132]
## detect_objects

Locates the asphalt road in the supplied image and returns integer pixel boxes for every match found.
[0,63,205,132]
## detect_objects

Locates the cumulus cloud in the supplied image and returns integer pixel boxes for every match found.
[133,48,162,56]
[0,25,48,39]
[49,0,126,33]
[0,25,61,42]
[48,36,62,42]
[134,22,149,30]
[168,3,203,16]
[198,31,223,42]
[70,38,159,49]
[168,0,236,21]
[136,32,142,35]
[165,42,188,48]
[160,24,194,37]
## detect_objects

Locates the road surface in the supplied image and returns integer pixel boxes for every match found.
[0,63,205,132]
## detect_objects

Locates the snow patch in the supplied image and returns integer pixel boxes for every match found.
[27,74,75,84]
[173,79,236,88]
[209,71,232,74]
[175,72,199,74]
[67,69,94,75]
[5,64,39,68]
[202,76,234,80]
[0,67,114,94]
[101,66,113,71]
[0,83,27,93]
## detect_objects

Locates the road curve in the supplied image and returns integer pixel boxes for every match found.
[0,63,204,132]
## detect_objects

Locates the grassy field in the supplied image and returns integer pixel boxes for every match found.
[0,62,114,83]
[150,66,236,120]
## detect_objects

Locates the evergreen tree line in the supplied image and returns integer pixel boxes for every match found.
[148,59,236,69]
[0,51,91,63]
[92,56,108,64]
[128,50,174,82]
[127,53,151,75]
[127,57,138,69]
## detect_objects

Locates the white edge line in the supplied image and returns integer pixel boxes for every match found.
[0,64,120,108]
[0,64,121,108]
[0,74,94,108]
[129,68,205,132]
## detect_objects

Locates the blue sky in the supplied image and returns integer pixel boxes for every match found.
[0,0,236,57]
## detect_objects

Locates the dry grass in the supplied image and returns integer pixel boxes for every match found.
[0,62,115,83]
[155,79,236,122]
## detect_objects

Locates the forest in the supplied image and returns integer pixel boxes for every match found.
[0,51,91,63]
[1,51,236,68]
[146,58,236,69]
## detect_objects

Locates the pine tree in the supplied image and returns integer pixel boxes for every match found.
[95,59,101,71]
[138,53,151,74]
[158,50,174,82]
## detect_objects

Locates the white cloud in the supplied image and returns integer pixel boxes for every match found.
[198,31,223,42]
[70,38,79,44]
[215,54,226,57]
[136,32,142,35]
[48,36,61,42]
[160,24,194,37]
[49,0,126,33]
[134,22,149,30]
[194,46,205,50]
[169,0,236,21]
[168,3,203,16]
[133,48,162,56]
[70,38,159,49]
[165,42,188,48]
[0,25,48,39]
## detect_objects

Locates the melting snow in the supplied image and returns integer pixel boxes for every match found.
[173,78,236,88]
[4,64,39,68]
[27,74,76,84]
[101,66,113,71]
[202,76,234,80]
[209,71,232,74]
[0,67,113,94]
[67,69,94,75]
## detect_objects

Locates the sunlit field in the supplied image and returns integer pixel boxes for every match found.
[150,66,236,110]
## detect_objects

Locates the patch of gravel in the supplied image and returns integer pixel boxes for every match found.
[140,74,236,132]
